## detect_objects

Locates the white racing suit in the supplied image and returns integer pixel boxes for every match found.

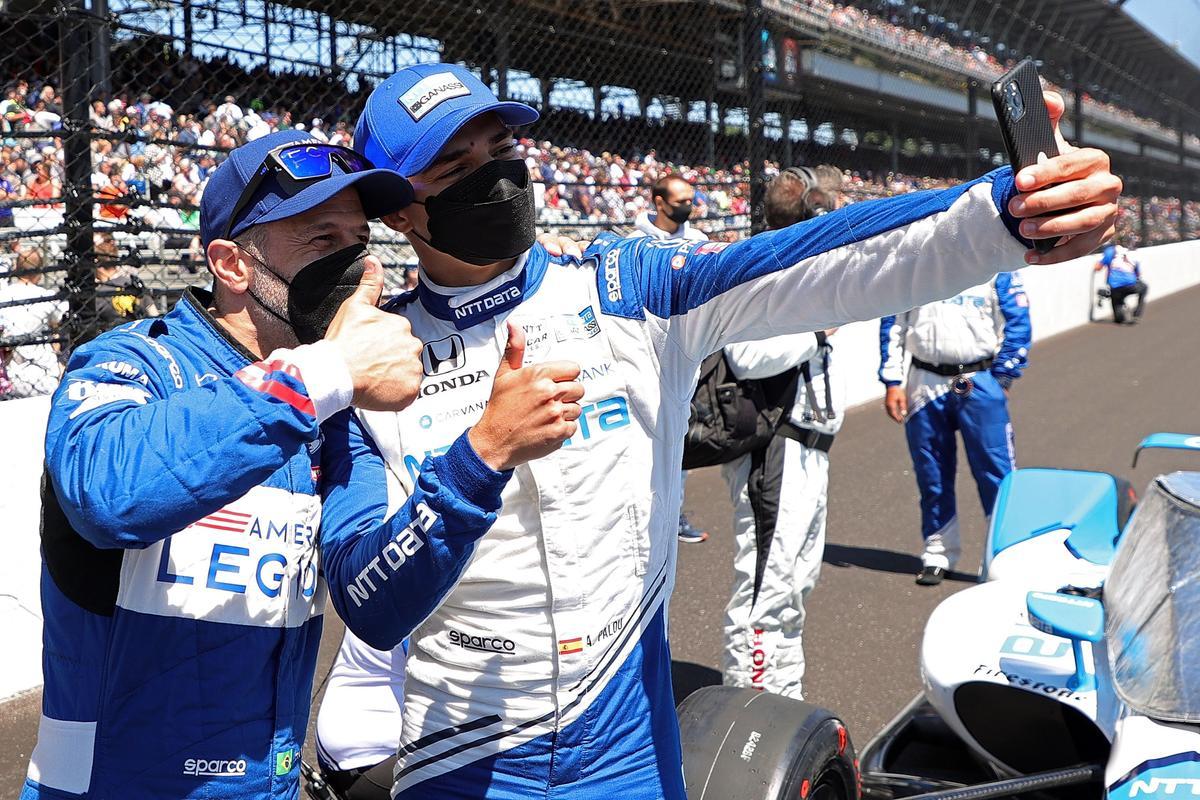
[722,331,844,698]
[349,168,1031,799]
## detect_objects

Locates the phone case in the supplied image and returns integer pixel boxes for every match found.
[991,59,1060,252]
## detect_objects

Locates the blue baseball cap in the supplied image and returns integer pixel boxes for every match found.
[200,129,414,246]
[355,63,539,177]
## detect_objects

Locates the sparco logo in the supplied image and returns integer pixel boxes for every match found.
[422,334,466,376]
[604,249,622,302]
[399,73,471,121]
[421,370,489,397]
[448,628,516,654]
[455,286,521,320]
[183,757,248,777]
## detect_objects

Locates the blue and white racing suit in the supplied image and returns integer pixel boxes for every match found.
[23,290,509,800]
[355,168,1033,799]
[878,273,1031,569]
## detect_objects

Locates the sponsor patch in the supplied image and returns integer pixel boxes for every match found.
[603,249,622,302]
[422,334,467,376]
[183,757,248,778]
[66,379,151,419]
[448,628,517,654]
[578,305,600,337]
[695,241,731,255]
[399,73,471,121]
[275,748,299,776]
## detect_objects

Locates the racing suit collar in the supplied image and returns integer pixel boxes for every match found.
[175,288,259,371]
[417,244,549,330]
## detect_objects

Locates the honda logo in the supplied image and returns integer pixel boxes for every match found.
[422,335,466,376]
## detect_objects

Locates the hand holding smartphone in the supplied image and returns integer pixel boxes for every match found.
[992,59,1060,253]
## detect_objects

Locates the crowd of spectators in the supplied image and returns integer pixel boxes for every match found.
[0,55,1196,402]
[3,62,1196,252]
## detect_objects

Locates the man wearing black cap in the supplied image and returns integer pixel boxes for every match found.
[345,64,1120,799]
[22,130,582,799]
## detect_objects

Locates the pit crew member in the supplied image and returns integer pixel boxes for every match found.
[878,271,1032,585]
[722,165,846,699]
[1095,241,1147,324]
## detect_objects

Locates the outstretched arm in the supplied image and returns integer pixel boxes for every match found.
[589,93,1117,374]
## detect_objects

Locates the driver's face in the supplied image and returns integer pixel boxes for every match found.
[406,113,519,201]
[398,113,520,240]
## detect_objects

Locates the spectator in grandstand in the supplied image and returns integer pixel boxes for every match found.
[2,83,31,136]
[878,269,1031,586]
[96,172,130,221]
[24,160,59,208]
[1095,241,1148,325]
[22,128,579,800]
[88,100,112,132]
[0,170,15,228]
[310,117,329,142]
[348,62,1119,800]
[629,174,711,544]
[721,164,846,699]
[215,93,243,125]
[0,245,64,399]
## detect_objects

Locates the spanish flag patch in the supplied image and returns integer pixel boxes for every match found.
[558,637,583,655]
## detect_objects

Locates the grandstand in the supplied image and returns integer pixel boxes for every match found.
[1,0,1198,398]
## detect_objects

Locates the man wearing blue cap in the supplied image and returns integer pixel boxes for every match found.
[22,130,583,799]
[344,64,1121,799]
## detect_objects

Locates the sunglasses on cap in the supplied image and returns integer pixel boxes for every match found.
[223,142,375,239]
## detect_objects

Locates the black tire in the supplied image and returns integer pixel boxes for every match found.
[678,686,859,800]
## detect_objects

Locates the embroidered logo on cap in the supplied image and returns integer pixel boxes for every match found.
[399,73,471,121]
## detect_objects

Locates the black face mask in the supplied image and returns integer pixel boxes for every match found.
[411,158,536,266]
[244,242,367,344]
[664,200,693,225]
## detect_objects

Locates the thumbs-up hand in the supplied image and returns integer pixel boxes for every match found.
[469,322,584,471]
[325,256,425,411]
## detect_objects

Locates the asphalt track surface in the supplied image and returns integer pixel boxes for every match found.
[3,283,1199,792]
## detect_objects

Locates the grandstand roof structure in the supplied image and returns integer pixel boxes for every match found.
[278,0,1197,144]
[925,0,1200,128]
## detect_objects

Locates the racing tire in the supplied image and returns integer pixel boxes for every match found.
[678,686,858,800]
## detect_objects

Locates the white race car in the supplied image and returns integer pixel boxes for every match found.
[655,433,1200,800]
[860,433,1200,800]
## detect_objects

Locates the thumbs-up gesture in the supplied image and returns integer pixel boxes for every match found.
[469,322,584,471]
[325,256,425,411]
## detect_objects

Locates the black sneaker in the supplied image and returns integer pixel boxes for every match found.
[916,565,946,586]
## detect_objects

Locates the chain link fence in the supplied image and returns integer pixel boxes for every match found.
[2,0,1198,399]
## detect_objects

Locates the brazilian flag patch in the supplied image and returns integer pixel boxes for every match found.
[275,748,298,776]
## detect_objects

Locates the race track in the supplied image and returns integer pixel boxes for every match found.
[3,283,1198,791]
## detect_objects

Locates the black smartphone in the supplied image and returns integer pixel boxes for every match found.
[991,58,1059,253]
